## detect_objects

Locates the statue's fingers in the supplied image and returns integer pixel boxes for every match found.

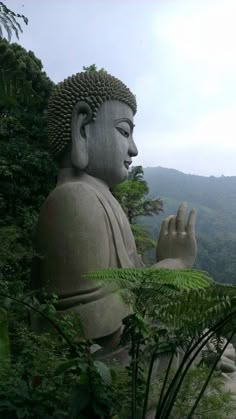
[186,209,196,235]
[168,215,176,234]
[160,215,173,236]
[176,202,188,233]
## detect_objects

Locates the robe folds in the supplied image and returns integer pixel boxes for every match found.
[32,173,143,339]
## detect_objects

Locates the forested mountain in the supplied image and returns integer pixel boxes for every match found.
[141,167,236,283]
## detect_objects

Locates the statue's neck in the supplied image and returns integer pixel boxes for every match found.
[57,168,110,191]
[57,167,80,185]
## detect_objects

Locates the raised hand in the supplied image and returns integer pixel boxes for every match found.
[156,202,197,269]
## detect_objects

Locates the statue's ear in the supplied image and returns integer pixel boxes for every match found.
[71,101,92,169]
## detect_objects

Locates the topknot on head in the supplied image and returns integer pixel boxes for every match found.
[48,70,137,159]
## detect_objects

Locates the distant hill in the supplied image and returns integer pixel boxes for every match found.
[141,167,236,284]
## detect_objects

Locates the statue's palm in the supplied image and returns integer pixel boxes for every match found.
[156,202,197,269]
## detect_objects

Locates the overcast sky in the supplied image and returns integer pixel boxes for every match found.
[6,0,236,176]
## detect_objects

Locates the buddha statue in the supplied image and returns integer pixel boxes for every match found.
[32,70,197,348]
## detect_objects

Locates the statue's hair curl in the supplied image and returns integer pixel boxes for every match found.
[48,71,137,158]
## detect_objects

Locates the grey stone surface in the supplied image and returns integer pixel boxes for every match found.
[32,71,197,346]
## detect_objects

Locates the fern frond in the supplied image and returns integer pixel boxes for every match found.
[157,284,236,339]
[85,269,236,343]
[85,268,144,281]
[84,268,212,290]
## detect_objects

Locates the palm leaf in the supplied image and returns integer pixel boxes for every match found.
[0,1,27,41]
[0,15,11,41]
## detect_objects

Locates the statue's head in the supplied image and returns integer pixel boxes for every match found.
[48,71,138,185]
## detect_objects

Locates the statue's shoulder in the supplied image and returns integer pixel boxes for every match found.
[44,180,100,209]
[35,180,111,272]
[38,180,106,228]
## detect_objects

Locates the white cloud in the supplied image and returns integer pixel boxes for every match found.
[154,0,236,67]
[134,130,236,176]
[190,106,236,149]
[134,103,236,176]
[129,0,236,176]
[152,0,236,95]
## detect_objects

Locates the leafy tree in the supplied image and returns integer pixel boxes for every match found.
[112,166,163,256]
[83,64,107,73]
[113,166,163,225]
[130,224,156,257]
[0,37,52,108]
[196,234,236,284]
[0,40,57,286]
[83,64,97,72]
[0,2,28,41]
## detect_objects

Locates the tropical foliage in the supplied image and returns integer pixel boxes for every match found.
[1,267,236,418]
[0,39,57,290]
[87,267,236,418]
[112,166,163,225]
[0,1,28,42]
[112,166,163,255]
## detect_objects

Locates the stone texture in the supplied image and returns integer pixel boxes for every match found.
[32,71,197,346]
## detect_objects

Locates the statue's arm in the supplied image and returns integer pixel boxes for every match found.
[152,202,197,270]
[34,184,110,296]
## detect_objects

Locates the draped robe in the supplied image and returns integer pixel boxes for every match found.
[32,173,143,339]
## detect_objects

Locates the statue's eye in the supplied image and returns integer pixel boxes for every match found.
[116,127,130,138]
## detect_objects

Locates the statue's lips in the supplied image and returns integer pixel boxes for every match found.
[124,161,132,169]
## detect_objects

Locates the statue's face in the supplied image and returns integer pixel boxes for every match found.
[85,100,138,186]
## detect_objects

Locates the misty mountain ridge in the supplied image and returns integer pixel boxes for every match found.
[143,166,236,236]
[144,166,235,179]
[141,166,236,283]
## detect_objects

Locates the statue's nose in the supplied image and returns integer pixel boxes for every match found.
[128,136,138,157]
